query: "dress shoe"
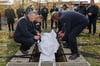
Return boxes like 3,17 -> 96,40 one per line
69,53 -> 80,60
20,48 -> 28,55
63,42 -> 70,48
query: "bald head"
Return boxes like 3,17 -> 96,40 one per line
52,11 -> 60,21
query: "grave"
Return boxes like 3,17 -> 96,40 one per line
7,42 -> 90,66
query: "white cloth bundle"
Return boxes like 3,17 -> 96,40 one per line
38,30 -> 59,62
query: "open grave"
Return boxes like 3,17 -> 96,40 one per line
6,41 -> 90,66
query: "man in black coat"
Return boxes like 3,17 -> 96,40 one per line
26,5 -> 33,15
87,1 -> 99,35
52,11 -> 89,60
37,6 -> 42,15
5,6 -> 16,31
41,6 -> 48,29
77,2 -> 86,15
50,4 -> 59,29
16,6 -> 25,19
13,12 -> 41,54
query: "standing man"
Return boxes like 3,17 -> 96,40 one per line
87,1 -> 99,35
26,5 -> 33,15
77,2 -> 86,16
16,5 -> 25,19
5,6 -> 16,31
13,12 -> 41,54
50,4 -> 58,29
52,11 -> 89,60
0,11 -> 1,30
61,4 -> 68,12
41,5 -> 48,29
37,6 -> 42,15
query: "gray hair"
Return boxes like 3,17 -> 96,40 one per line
28,11 -> 38,17
36,15 -> 43,19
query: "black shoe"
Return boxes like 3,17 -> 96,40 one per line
63,45 -> 70,48
20,48 -> 28,55
69,53 -> 80,60
63,42 -> 70,48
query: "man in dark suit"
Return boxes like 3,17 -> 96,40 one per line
13,12 -> 41,54
41,5 -> 48,29
5,6 -> 16,31
26,5 -> 33,15
52,11 -> 89,60
50,4 -> 58,29
87,1 -> 99,35
16,5 -> 25,19
0,11 -> 1,30
77,2 -> 86,16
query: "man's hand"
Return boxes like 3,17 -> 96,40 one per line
56,28 -> 59,33
36,23 -> 40,25
37,32 -> 41,35
88,13 -> 92,16
37,32 -> 41,38
58,31 -> 63,35
59,37 -> 62,41
34,36 -> 40,40
59,33 -> 64,37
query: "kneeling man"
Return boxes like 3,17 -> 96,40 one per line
13,11 -> 41,54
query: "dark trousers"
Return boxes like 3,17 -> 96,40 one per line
21,43 -> 33,51
42,16 -> 47,29
88,17 -> 97,34
15,37 -> 36,51
0,22 -> 1,30
8,23 -> 14,31
51,18 -> 57,29
67,23 -> 87,54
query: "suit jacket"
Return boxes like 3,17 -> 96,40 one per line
59,11 -> 89,40
5,8 -> 15,24
77,5 -> 86,15
13,16 -> 37,43
41,7 -> 48,17
0,12 -> 1,22
50,7 -> 58,13
17,8 -> 25,18
87,5 -> 99,19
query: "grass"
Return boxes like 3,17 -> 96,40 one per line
0,21 -> 100,66
0,31 -> 19,66
77,20 -> 100,66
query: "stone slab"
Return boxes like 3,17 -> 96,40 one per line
7,43 -> 90,66
10,45 -> 35,62
7,62 -> 90,66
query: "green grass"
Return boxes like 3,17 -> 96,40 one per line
0,21 -> 100,66
0,31 -> 19,66
77,21 -> 100,66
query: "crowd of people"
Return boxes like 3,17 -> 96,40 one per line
0,0 -> 99,60
1,1 -> 98,33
